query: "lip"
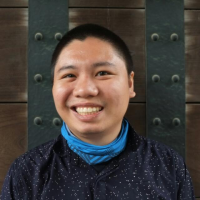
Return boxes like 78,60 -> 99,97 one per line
70,102 -> 104,122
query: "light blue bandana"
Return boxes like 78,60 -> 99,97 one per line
61,119 -> 129,165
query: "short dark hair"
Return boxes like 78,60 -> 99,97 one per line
51,24 -> 133,82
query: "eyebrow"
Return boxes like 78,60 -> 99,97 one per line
56,65 -> 77,74
92,61 -> 115,68
56,61 -> 115,74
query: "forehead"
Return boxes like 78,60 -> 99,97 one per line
57,37 -> 124,63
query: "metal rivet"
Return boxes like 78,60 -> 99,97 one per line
35,33 -> 43,41
172,118 -> 181,126
153,118 -> 161,126
34,117 -> 42,125
171,75 -> 180,83
151,33 -> 159,41
152,75 -> 160,83
170,33 -> 179,41
34,74 -> 43,82
55,33 -> 62,41
53,118 -> 62,126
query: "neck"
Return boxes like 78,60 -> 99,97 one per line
68,121 -> 123,146
73,130 -> 120,146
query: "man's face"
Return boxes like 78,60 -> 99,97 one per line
52,37 -> 135,143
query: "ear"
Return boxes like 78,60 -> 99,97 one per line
128,71 -> 136,98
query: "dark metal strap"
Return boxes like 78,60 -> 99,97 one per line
146,0 -> 185,158
28,0 -> 68,150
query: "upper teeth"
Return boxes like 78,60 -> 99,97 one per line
76,107 -> 101,113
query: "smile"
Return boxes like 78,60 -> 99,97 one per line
75,107 -> 103,115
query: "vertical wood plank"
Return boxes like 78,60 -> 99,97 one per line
186,104 -> 200,196
125,103 -> 146,137
0,104 -> 27,189
0,8 -> 27,102
185,10 -> 200,102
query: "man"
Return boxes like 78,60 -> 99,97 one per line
1,24 -> 195,199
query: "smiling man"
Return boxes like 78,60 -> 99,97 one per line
1,24 -> 195,199
52,36 -> 135,147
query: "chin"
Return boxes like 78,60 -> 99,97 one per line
79,127 -> 103,135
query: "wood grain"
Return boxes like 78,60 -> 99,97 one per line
0,8 -> 27,102
71,0 -> 200,9
184,0 -> 200,9
186,104 -> 200,197
185,10 -> 200,102
0,0 -> 144,8
125,103 -> 146,137
0,0 -> 200,9
0,0 -> 27,7
69,0 -> 144,8
0,104 -> 27,189
0,9 -> 200,103
69,0 -> 200,9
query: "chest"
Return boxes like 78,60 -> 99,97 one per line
24,158 -> 177,200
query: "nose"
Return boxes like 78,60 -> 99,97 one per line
73,75 -> 99,98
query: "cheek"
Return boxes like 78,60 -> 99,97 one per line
53,83 -> 72,106
103,80 -> 129,108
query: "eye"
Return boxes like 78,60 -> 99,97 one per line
96,71 -> 109,76
62,74 -> 76,79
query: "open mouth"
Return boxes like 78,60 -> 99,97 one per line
72,107 -> 103,115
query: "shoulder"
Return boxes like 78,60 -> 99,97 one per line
128,125 -> 192,185
1,135 -> 64,199
128,124 -> 185,170
7,135 -> 62,183
127,124 -> 195,198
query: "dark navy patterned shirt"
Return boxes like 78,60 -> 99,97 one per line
1,124 -> 195,200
